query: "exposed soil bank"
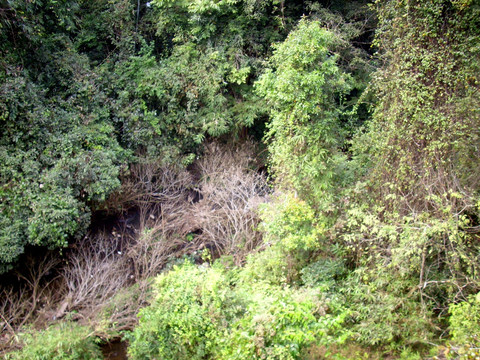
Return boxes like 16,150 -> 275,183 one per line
101,340 -> 128,360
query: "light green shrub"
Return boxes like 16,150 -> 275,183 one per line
5,323 -> 102,360
219,286 -> 322,360
243,194 -> 322,285
127,261 -> 242,360
260,194 -> 322,252
128,259 -> 358,360
240,246 -> 291,285
256,19 -> 354,209
448,293 -> 480,358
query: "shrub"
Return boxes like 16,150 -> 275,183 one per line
242,194 -> 322,285
219,286 -> 322,360
4,322 -> 102,360
342,268 -> 436,349
127,261 -> 240,360
448,293 -> 480,358
180,142 -> 269,261
240,245 -> 292,285
301,258 -> 347,290
260,193 -> 322,252
128,258 -> 356,360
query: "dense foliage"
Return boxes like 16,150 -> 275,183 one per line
0,0 -> 291,270
128,255 -> 347,359
343,0 -> 480,321
1,0 -> 480,358
257,12 -> 371,210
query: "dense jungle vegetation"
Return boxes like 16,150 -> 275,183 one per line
1,0 -> 480,358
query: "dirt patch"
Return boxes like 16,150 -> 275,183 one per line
101,340 -> 128,360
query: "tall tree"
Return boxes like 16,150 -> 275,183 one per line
348,0 -> 480,311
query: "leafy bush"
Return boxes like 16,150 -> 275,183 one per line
239,194 -> 322,285
127,261 -> 241,359
260,194 -> 322,252
342,268 -> 436,349
301,258 -> 347,290
128,259 -> 356,360
449,293 -> 480,348
219,286 -> 322,360
347,0 -> 480,318
240,245 -> 292,286
5,323 -> 102,360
